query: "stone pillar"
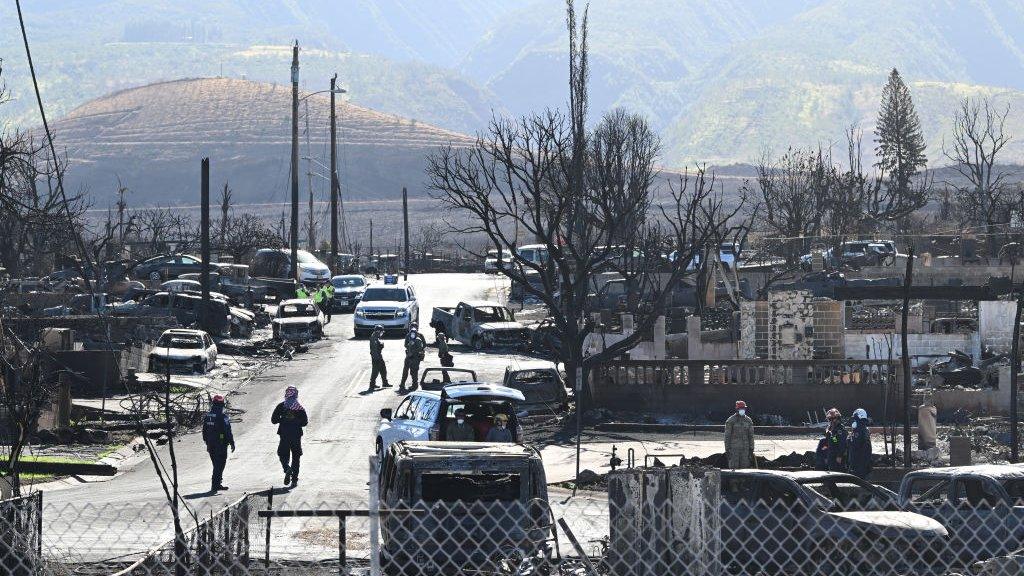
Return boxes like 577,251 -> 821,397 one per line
653,316 -> 666,360
621,313 -> 635,335
687,315 -> 702,359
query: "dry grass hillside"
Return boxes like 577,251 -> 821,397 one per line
53,77 -> 475,207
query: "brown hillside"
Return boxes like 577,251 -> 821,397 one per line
53,77 -> 475,207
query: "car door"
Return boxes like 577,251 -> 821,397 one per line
949,476 -> 1012,562
383,397 -> 414,447
457,304 -> 473,340
412,398 -> 439,441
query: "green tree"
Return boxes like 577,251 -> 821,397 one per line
874,68 -> 928,218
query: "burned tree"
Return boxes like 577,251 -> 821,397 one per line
428,0 -> 735,402
216,212 -> 284,263
0,326 -> 54,497
943,97 -> 1014,253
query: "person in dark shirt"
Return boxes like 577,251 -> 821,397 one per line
485,413 -> 514,443
820,408 -> 849,472
847,408 -> 873,479
271,386 -> 308,487
446,408 -> 476,441
202,395 -> 235,492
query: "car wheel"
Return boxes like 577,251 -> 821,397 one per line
149,271 -> 162,282
200,360 -> 209,374
472,336 -> 484,351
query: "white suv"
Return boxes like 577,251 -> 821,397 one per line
374,384 -> 526,457
353,278 -> 419,336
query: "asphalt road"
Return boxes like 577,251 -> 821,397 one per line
42,272 -> 543,562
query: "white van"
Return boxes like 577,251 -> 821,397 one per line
516,244 -> 549,265
374,384 -> 526,457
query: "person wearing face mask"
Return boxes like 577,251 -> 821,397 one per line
724,400 -> 755,469
485,413 -> 514,442
847,408 -> 872,479
398,323 -> 427,394
446,408 -> 476,441
821,408 -> 849,472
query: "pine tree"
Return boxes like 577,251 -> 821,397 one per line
874,68 -> 928,201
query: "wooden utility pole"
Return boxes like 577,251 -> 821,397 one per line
901,246 -> 915,468
289,41 -> 300,280
369,219 -> 374,258
200,158 -> 211,307
1012,290 -> 1023,462
330,73 -> 339,263
402,187 -> 410,281
304,100 -> 316,251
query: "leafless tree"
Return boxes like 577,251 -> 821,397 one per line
944,97 -> 1014,253
0,326 -> 53,497
428,0 -> 737,401
216,213 -> 284,262
413,222 -> 447,257
219,182 -> 232,250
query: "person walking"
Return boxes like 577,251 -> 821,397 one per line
271,386 -> 308,487
437,332 -> 454,368
847,408 -> 872,479
367,325 -> 390,391
398,323 -> 427,393
724,400 -> 755,469
202,395 -> 235,493
821,408 -> 849,472
446,408 -> 476,441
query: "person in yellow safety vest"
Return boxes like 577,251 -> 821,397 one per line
296,286 -> 309,299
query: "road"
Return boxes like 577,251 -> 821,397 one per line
42,272 -> 540,562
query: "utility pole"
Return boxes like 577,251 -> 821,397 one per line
330,73 -> 339,264
901,246 -> 914,468
290,41 -> 300,281
1012,288 -> 1023,462
369,219 -> 374,257
200,158 -> 211,308
402,187 -> 410,281
304,99 -> 315,251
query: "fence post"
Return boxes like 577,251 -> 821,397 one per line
338,515 -> 347,576
264,487 -> 273,568
369,456 -> 381,576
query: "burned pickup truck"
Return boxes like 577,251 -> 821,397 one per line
378,441 -> 550,576
272,298 -> 325,342
430,300 -> 530,351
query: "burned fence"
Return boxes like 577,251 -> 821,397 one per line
590,358 -> 903,420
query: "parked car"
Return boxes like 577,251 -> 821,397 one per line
430,300 -> 530,351
528,318 -> 563,359
330,275 -> 367,312
375,383 -> 526,457
516,244 -> 549,265
129,291 -> 234,337
502,361 -> 568,415
251,248 -> 332,283
721,469 -> 947,574
148,328 -> 218,374
42,293 -> 112,316
417,368 -> 478,391
132,254 -> 215,281
900,464 -> 1024,567
800,240 -> 896,271
483,249 -> 514,273
378,441 -> 550,576
272,298 -> 325,342
353,277 -> 419,337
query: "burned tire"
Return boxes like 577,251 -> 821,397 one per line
472,335 -> 485,351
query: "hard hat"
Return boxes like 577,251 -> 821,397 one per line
735,400 -> 747,410
211,394 -> 225,404
853,408 -> 868,420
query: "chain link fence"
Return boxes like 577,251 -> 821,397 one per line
10,469 -> 1024,575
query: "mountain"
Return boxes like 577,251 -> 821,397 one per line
52,78 -> 474,207
0,1 -> 508,133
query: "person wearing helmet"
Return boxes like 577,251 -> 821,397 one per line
367,325 -> 390,392
485,413 -> 514,443
202,394 -> 235,493
821,408 -> 848,472
398,323 -> 427,394
847,408 -> 872,479
724,400 -> 755,469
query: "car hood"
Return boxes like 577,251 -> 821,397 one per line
478,321 -> 526,331
151,348 -> 205,361
357,301 -> 412,309
273,317 -> 319,325
828,511 -> 947,536
335,289 -> 364,296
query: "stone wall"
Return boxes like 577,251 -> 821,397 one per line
845,332 -> 980,366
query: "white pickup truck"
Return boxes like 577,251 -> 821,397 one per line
430,300 -> 530,351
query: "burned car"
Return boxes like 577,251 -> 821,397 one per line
272,298 -> 325,342
417,367 -> 478,391
502,361 -> 568,415
900,465 -> 1024,568
721,470 -> 947,574
431,300 -> 530,350
148,328 -> 218,374
378,441 -> 550,576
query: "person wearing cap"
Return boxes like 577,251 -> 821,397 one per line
202,395 -> 235,493
271,386 -> 308,487
485,413 -> 514,442
847,408 -> 872,479
446,408 -> 476,442
367,324 -> 390,392
398,323 -> 427,393
724,400 -> 755,469
820,407 -> 849,472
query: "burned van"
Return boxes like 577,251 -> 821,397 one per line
378,441 -> 551,575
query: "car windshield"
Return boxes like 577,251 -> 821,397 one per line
507,371 -> 560,403
332,277 -> 365,288
295,250 -> 318,264
280,303 -> 317,317
363,288 -> 407,302
157,335 -> 203,349
420,472 -> 521,502
474,306 -> 512,322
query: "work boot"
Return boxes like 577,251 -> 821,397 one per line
381,382 -> 392,388
290,476 -> 298,487
216,485 -> 229,491
396,386 -> 406,394
366,384 -> 377,393
284,468 -> 291,486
